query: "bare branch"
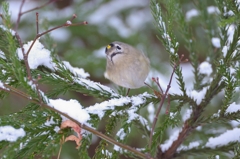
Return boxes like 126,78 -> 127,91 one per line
149,55 -> 186,149
15,0 -> 57,31
36,12 -> 39,34
15,0 -> 25,31
15,12 -> 87,104
21,0 -> 57,15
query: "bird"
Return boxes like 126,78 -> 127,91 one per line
104,41 -> 150,95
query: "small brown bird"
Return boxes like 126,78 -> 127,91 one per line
104,41 -> 150,93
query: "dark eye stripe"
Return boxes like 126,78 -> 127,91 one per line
111,52 -> 121,59
116,45 -> 121,50
110,52 -> 122,64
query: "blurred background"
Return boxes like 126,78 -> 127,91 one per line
0,0 -> 219,158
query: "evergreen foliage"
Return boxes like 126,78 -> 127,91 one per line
0,0 -> 240,159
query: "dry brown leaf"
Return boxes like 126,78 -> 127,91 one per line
65,135 -> 82,149
60,120 -> 82,149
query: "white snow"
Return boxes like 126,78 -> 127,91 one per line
187,87 -> 208,105
43,117 -> 60,132
0,81 -> 9,90
131,95 -> 145,105
199,61 -> 212,76
182,108 -> 192,122
227,24 -> 236,44
126,107 -> 141,123
48,99 -> 90,124
229,120 -> 240,127
62,61 -> 89,78
113,145 -> 121,152
230,66 -> 236,75
154,4 -> 175,53
66,20 -> 72,25
222,45 -> 228,57
2,70 -> 6,75
225,102 -> 240,114
207,6 -> 220,14
169,112 -> 177,119
205,127 -> 240,148
0,81 -> 5,89
212,110 -> 221,118
86,97 -> 130,119
0,126 -> 26,142
177,141 -> 200,151
0,25 -> 16,36
86,92 -> 151,120
147,103 -> 155,123
74,78 -> 119,97
196,126 -> 202,131
211,37 -> 221,48
0,50 -> 6,59
160,128 -> 182,152
138,116 -> 150,131
147,63 -> 194,95
116,128 -> 127,140
16,40 -> 90,79
221,19 -> 237,58
186,9 -> 199,21
101,150 -> 113,157
186,6 -> 219,21
236,0 -> 240,11
170,48 -> 175,53
17,40 -> 55,70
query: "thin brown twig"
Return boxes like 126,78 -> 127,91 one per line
14,0 -> 59,104
15,0 -> 57,31
161,120 -> 190,158
36,12 -> 39,34
16,12 -> 87,105
57,136 -> 64,159
69,14 -> 77,22
144,82 -> 162,99
166,94 -> 171,114
9,1 -> 134,158
21,0 -> 57,15
15,0 -> 25,31
14,32 -> 31,79
154,77 -> 164,94
15,32 -> 43,104
0,84 -> 151,159
26,18 -> 87,56
149,55 -> 185,149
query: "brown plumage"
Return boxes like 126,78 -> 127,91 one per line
104,41 -> 150,89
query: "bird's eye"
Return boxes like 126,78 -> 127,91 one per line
116,45 -> 121,50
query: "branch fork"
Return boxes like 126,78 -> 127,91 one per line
149,54 -> 188,150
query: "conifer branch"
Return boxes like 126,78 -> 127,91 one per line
14,11 -> 87,105
149,55 -> 186,149
0,83 -> 151,159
